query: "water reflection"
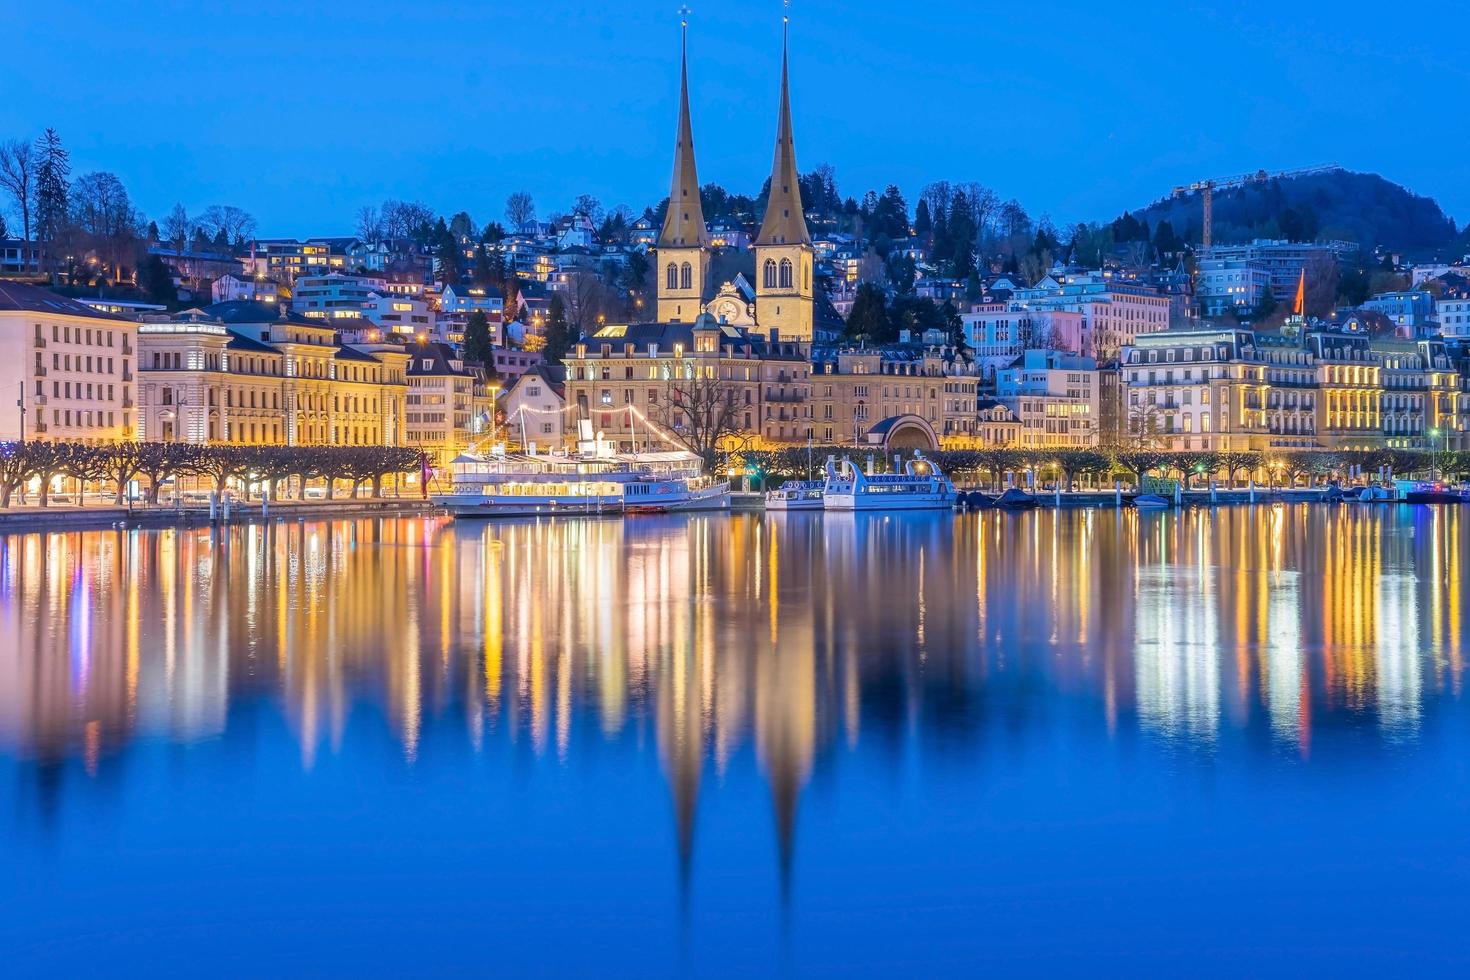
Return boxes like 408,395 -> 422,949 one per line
1,506 -> 1467,865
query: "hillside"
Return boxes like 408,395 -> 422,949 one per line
1130,169 -> 1459,255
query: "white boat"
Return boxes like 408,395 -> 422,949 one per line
433,423 -> 729,519
765,480 -> 825,511
822,453 -> 958,512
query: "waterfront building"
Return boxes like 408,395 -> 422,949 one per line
501,364 -> 567,451
975,398 -> 1022,446
993,349 -> 1101,448
563,315 -> 811,449
1122,326 -> 1462,452
404,341 -> 493,470
807,345 -> 978,447
0,282 -> 138,443
135,302 -> 409,446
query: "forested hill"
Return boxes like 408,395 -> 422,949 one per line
1129,170 -> 1459,254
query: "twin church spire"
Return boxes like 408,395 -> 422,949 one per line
658,16 -> 708,250
655,9 -> 814,340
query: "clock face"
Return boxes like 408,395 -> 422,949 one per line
717,300 -> 740,322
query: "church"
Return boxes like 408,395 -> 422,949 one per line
651,18 -> 822,343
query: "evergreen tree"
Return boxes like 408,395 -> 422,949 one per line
914,199 -> 932,241
543,293 -> 575,364
947,190 -> 977,279
139,254 -> 178,306
463,309 -> 494,366
845,283 -> 889,341
33,128 -> 70,277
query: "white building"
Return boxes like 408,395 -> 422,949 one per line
1194,258 -> 1270,317
291,272 -> 387,320
212,273 -> 282,304
1438,295 -> 1470,338
0,283 -> 139,443
502,364 -> 567,451
364,291 -> 436,339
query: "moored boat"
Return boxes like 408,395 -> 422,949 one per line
765,480 -> 825,511
1132,493 -> 1171,509
1393,479 -> 1469,504
822,453 -> 958,512
432,424 -> 729,518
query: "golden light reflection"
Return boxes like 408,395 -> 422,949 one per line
0,506 -> 1466,872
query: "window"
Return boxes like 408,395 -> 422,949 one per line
680,262 -> 692,290
763,259 -> 777,289
666,263 -> 677,290
779,258 -> 793,289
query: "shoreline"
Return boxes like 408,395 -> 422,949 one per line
0,497 -> 438,533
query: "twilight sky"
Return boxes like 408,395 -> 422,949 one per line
6,0 -> 1467,237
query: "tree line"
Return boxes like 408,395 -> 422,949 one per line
729,445 -> 1464,491
0,441 -> 427,508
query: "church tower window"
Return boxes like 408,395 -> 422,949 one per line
779,258 -> 793,289
680,262 -> 693,290
763,260 -> 778,289
666,263 -> 678,290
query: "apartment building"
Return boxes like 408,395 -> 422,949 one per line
0,283 -> 138,443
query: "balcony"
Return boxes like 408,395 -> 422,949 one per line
34,394 -> 46,406
122,397 -> 134,409
32,336 -> 46,349
33,421 -> 47,434
764,389 -> 807,403
32,365 -> 46,377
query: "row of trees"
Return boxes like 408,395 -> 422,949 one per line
724,445 -> 1463,492
0,442 -> 427,509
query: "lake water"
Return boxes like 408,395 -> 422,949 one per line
3,507 -> 1469,976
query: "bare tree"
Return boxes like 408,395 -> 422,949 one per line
381,200 -> 434,242
563,268 -> 612,335
572,193 -> 603,224
355,205 -> 383,243
0,138 -> 34,240
651,371 -> 745,466
69,171 -> 142,278
1302,252 -> 1340,318
197,204 -> 256,247
505,191 -> 535,230
162,203 -> 191,255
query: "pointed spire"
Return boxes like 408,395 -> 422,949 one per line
756,11 -> 810,248
659,12 -> 708,250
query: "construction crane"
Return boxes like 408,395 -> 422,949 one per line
1173,164 -> 1340,250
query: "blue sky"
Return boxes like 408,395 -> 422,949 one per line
6,0 -> 1467,237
